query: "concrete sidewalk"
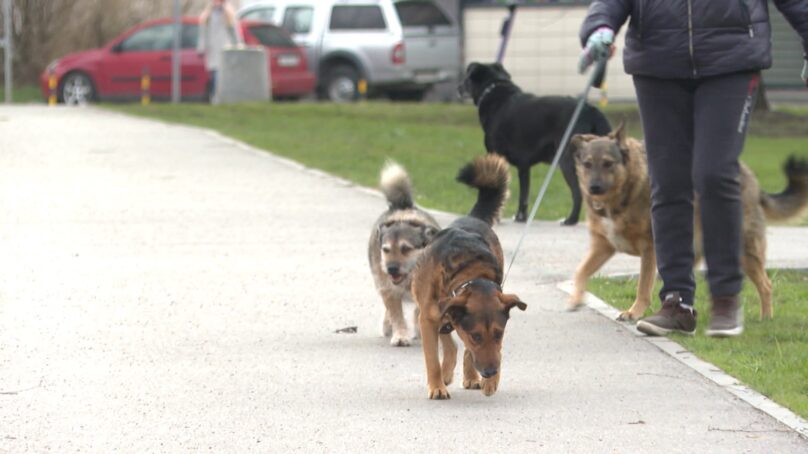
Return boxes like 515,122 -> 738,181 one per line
0,106 -> 806,453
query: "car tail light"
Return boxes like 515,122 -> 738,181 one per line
391,42 -> 405,65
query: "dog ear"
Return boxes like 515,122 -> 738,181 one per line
570,134 -> 598,161
609,120 -> 629,161
492,62 -> 511,79
467,62 -> 490,82
499,293 -> 527,314
439,294 -> 469,322
570,134 -> 585,160
421,225 -> 439,244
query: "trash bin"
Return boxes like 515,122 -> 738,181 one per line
215,46 -> 271,104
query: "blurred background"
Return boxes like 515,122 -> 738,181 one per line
1,0 -> 806,103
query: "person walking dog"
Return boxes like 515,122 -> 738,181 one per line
578,1 -> 808,337
198,0 -> 242,101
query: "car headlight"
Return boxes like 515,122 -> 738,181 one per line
46,59 -> 60,73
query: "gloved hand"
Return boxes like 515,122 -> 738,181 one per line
578,27 -> 614,74
802,60 -> 808,87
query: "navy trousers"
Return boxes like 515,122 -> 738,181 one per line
633,72 -> 760,305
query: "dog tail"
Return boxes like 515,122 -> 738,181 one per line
760,156 -> 808,222
589,106 -> 612,136
380,161 -> 415,210
456,154 -> 510,226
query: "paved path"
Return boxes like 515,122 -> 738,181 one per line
1,106 -> 806,453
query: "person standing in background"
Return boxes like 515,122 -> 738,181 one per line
198,0 -> 242,102
578,0 -> 808,337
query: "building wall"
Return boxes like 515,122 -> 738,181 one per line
464,5 -> 637,102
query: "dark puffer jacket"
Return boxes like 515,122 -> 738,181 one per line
580,0 -> 808,79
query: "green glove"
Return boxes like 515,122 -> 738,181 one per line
578,27 -> 614,74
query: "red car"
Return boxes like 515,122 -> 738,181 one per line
40,17 -> 315,103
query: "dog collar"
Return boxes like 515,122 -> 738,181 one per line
475,82 -> 505,106
451,278 -> 502,297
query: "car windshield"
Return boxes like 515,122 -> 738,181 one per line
242,7 -> 276,22
282,6 -> 314,34
248,25 -> 297,48
395,1 -> 451,27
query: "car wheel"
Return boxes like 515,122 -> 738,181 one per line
387,88 -> 428,102
60,72 -> 96,105
323,65 -> 359,103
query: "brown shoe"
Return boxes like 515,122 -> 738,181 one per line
706,295 -> 743,337
636,292 -> 697,336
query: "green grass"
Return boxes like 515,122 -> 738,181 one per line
588,270 -> 808,420
105,101 -> 808,223
0,84 -> 43,103
107,102 -> 576,220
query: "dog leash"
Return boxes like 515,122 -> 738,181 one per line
496,2 -> 518,64
503,58 -> 608,286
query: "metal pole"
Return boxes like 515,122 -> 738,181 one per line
171,0 -> 181,103
3,0 -> 12,103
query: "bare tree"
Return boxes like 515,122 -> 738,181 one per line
1,0 -> 210,85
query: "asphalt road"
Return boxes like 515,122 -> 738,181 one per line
1,106 -> 806,453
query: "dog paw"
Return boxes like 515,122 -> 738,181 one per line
514,212 -> 527,223
560,218 -> 578,226
463,378 -> 481,390
390,334 -> 411,347
428,386 -> 451,400
442,369 -> 454,386
481,376 -> 498,397
616,311 -> 640,322
566,301 -> 585,312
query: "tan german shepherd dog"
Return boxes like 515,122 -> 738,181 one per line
567,123 -> 808,321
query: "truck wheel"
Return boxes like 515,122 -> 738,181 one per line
322,65 -> 359,103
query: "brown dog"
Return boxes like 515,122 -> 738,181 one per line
369,162 -> 440,346
411,154 -> 526,400
568,124 -> 808,321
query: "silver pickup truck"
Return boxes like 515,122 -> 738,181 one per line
238,0 -> 461,102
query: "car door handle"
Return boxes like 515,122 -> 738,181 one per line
160,55 -> 172,61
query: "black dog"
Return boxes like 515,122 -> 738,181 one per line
459,62 -> 612,225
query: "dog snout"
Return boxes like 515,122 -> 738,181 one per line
480,367 -> 498,378
457,82 -> 468,99
589,183 -> 605,195
387,265 -> 400,276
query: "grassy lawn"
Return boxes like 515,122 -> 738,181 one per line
108,102 -> 556,219
106,101 -> 808,222
0,84 -> 43,103
588,270 -> 808,420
